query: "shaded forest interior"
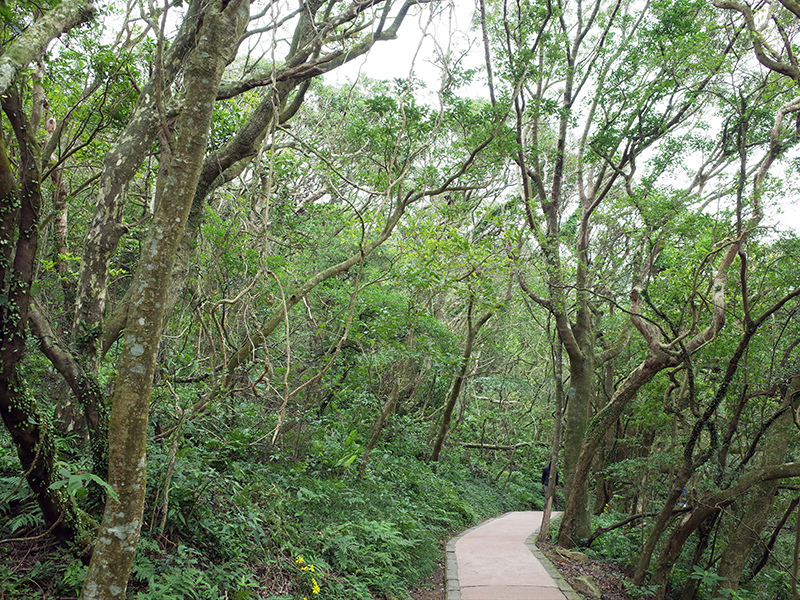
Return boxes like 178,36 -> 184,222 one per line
1,0 -> 800,599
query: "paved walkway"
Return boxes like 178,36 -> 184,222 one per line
445,511 -> 579,600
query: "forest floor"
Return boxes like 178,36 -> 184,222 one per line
4,525 -> 642,600
408,541 -> 645,600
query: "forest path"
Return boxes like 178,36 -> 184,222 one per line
445,511 -> 579,600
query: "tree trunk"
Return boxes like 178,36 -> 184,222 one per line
0,371 -> 93,551
633,474 -> 690,585
360,381 -> 401,476
648,460 -> 800,598
650,505 -> 719,600
431,299 -> 493,462
712,373 -> 799,594
793,501 -> 800,600
592,362 -> 620,515
73,0 -> 203,366
0,92 -> 92,550
558,348 -> 673,547
679,514 -> 718,600
29,301 -> 108,487
539,328 -> 565,542
750,495 -> 800,577
560,354 -> 595,541
80,3 -> 248,597
0,0 -> 94,97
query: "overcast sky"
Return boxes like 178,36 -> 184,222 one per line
324,2 -> 481,96
322,3 -> 798,236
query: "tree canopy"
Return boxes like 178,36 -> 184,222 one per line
1,1 -> 799,599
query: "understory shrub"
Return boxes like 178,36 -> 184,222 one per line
0,406 -> 538,600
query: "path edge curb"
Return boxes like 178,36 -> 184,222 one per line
524,532 -> 583,600
444,512 -> 582,600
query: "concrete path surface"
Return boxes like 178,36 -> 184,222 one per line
445,511 -> 580,600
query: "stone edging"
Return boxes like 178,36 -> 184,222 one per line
444,513 -> 582,600
524,532 -> 583,600
444,516 -> 491,600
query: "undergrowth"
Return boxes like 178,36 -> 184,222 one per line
0,402 -> 542,599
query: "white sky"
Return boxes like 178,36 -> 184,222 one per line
324,2 -> 482,97
330,3 -> 800,236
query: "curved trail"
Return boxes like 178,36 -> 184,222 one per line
445,511 -> 579,600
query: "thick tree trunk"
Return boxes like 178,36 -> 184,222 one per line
539,333 -> 565,542
0,95 -> 92,549
560,355 -> 594,540
80,3 -> 248,598
558,348 -> 673,547
73,0 -> 203,365
0,0 -> 94,96
50,162 -> 77,313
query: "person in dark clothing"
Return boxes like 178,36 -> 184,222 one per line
541,464 -> 559,506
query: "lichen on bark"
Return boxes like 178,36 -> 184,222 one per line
80,1 -> 250,597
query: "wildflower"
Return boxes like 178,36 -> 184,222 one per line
295,556 -> 305,565
312,578 -> 320,595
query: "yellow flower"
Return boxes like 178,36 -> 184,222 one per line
308,564 -> 315,572
295,556 -> 305,565
312,578 -> 320,595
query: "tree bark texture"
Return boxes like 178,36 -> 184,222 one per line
539,331 -> 565,543
80,2 -> 249,598
0,93 -> 93,548
73,0 -> 204,364
0,0 -> 94,96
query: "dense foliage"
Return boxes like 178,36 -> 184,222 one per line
2,395 -> 547,599
0,1 -> 799,599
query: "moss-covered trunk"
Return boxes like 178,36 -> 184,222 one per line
0,92 -> 93,550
